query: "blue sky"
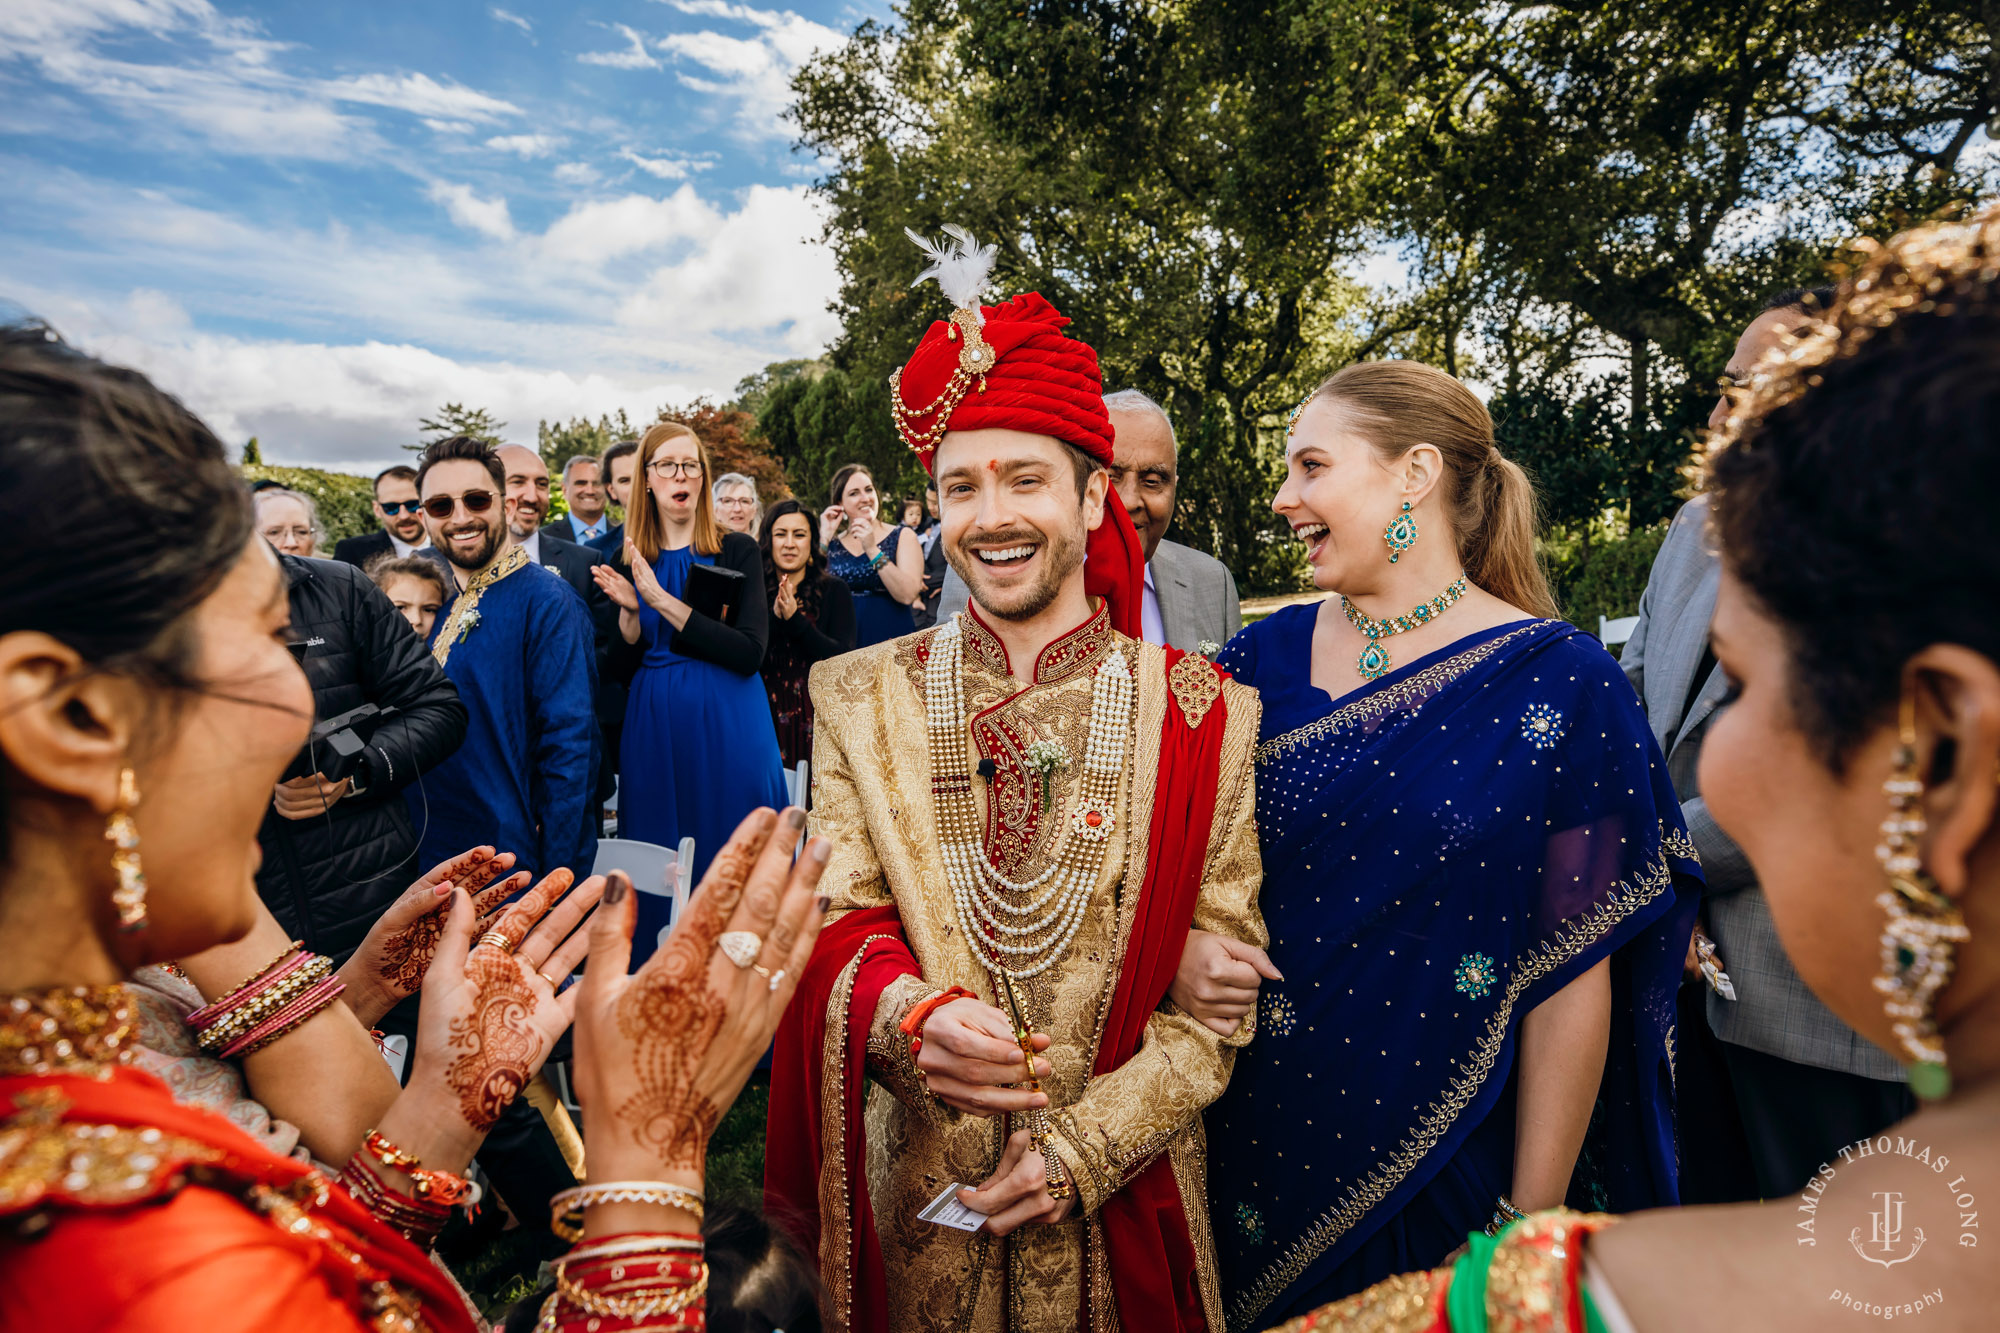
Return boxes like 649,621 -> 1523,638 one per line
1,0 -> 886,470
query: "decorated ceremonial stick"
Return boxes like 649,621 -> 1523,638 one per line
995,972 -> 1041,1090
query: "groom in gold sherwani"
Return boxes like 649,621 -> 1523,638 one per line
766,232 -> 1265,1333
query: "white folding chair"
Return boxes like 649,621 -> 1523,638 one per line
379,1033 -> 410,1083
1598,614 -> 1640,649
591,837 -> 695,953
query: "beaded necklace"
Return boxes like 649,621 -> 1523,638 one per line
925,617 -> 1133,980
1339,574 -> 1469,681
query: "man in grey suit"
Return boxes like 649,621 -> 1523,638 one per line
939,388 -> 1241,650
1623,288 -> 1911,1202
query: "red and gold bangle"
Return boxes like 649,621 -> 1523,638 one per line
359,1128 -> 478,1206
899,985 -> 975,1061
534,1243 -> 708,1332
339,1155 -> 456,1247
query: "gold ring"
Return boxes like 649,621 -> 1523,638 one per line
752,964 -> 786,992
538,971 -> 560,988
474,930 -> 516,953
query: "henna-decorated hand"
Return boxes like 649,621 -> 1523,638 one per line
405,866 -> 605,1137
337,846 -> 530,1027
573,807 -> 831,1194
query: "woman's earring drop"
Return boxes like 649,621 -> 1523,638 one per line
1873,694 -> 1968,1100
105,766 -> 148,932
1384,501 -> 1418,564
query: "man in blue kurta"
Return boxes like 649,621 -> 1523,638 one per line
411,434 -> 599,886
406,433 -> 600,1238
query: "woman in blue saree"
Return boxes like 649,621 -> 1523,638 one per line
1184,362 -> 1700,1331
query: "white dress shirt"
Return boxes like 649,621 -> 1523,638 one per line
389,532 -> 429,558
519,531 -> 543,566
1140,560 -> 1165,647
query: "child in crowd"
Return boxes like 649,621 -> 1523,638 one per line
369,554 -> 448,640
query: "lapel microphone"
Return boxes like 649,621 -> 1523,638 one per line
976,758 -> 997,781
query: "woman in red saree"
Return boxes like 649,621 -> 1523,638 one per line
0,324 -> 831,1332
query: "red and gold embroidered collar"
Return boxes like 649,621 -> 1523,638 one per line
960,599 -> 1114,688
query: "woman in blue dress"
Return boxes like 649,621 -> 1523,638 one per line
818,462 -> 924,647
1180,361 -> 1700,1331
592,420 -> 789,962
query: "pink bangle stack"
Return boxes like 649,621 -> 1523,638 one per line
185,941 -> 346,1058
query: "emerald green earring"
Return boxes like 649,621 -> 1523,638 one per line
1384,501 -> 1417,564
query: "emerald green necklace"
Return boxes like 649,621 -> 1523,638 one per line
1340,575 -> 1469,680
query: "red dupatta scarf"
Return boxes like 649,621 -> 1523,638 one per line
766,645 -> 1229,1333
0,1065 -> 475,1332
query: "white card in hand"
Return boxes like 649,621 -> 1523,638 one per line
919,1182 -> 988,1231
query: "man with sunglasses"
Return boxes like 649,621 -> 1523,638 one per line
334,464 -> 432,569
408,435 -> 600,889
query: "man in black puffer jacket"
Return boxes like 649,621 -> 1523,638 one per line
258,553 -> 469,960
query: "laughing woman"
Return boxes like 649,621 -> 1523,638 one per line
593,422 -> 789,961
1190,361 -> 1700,1328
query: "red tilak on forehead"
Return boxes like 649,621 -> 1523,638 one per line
986,459 -> 997,471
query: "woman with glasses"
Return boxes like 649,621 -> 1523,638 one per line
820,462 -> 923,648
712,471 -> 762,536
254,487 -> 322,558
592,423 -> 789,959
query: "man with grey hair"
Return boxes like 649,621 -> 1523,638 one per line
939,388 -> 1241,650
545,453 -> 612,546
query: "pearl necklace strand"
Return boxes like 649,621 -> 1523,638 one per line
926,618 -> 1133,980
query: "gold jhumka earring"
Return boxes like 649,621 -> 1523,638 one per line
1873,691 -> 1968,1100
105,766 -> 148,932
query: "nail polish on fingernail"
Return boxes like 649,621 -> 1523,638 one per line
815,894 -> 831,913
604,873 -> 629,905
811,840 -> 831,864
787,807 -> 807,830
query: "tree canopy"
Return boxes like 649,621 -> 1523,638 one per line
788,0 -> 1995,593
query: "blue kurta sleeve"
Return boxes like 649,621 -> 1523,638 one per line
526,583 -> 601,879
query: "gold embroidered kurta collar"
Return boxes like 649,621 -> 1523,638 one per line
431,542 -> 530,668
960,599 -> 1113,687
1,986 -> 136,1078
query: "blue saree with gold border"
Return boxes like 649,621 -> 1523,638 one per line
1209,609 -> 1700,1331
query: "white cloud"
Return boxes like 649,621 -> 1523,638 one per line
426,181 -> 515,240
554,162 -> 601,185
612,184 -> 839,344
487,133 -> 563,157
578,23 -> 663,70
650,6 -> 842,140
0,0 -> 520,160
489,7 -> 534,38
323,72 -> 519,123
425,118 -> 475,135
622,149 -> 715,180
539,187 -> 719,265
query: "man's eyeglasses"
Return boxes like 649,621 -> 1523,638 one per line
648,459 -> 703,479
421,490 -> 498,520
378,500 -> 422,516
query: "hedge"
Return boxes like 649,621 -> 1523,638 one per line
241,464 -> 378,547
1543,521 -> 1669,647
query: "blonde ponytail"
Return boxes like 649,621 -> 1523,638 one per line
1311,361 -> 1558,620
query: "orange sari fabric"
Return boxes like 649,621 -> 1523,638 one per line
0,1066 -> 476,1333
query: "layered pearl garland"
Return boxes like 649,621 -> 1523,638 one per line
926,618 -> 1134,980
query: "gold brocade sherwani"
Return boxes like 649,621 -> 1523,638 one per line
806,604 -> 1266,1333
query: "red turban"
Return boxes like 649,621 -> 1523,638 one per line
890,291 -> 1145,639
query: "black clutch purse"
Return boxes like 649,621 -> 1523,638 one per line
685,561 -> 745,625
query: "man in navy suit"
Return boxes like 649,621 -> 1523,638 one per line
544,454 -> 615,546
585,439 -> 638,557
332,464 -> 431,569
